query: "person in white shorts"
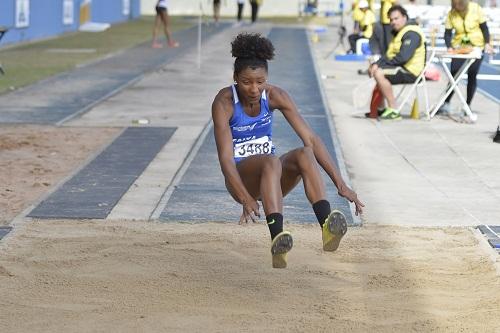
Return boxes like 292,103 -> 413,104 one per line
152,0 -> 179,48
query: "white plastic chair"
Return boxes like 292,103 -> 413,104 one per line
355,38 -> 369,55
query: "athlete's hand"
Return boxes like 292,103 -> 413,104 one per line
338,185 -> 364,216
239,200 -> 261,224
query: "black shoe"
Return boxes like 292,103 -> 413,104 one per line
494,127 -> 500,143
358,69 -> 368,75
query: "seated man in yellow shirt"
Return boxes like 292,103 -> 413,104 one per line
348,0 -> 376,54
368,5 -> 426,120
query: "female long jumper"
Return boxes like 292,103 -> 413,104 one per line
211,33 -> 364,268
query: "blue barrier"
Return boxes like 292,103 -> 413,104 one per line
0,0 -> 140,46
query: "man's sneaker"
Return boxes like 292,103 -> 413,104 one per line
380,107 -> 402,120
364,107 -> 385,118
322,210 -> 347,252
271,231 -> 293,268
435,102 -> 451,116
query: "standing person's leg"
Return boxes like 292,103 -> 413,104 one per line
465,56 -> 483,105
279,147 -> 347,252
237,3 -> 244,21
213,0 -> 221,23
152,10 -> 163,48
159,9 -> 179,47
250,1 -> 258,22
369,22 -> 384,55
381,23 -> 392,54
227,155 -> 292,268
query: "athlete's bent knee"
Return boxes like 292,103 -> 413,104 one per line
296,146 -> 316,169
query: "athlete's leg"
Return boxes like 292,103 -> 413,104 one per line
280,147 -> 347,251
279,146 -> 325,203
226,154 -> 292,268
231,154 -> 283,215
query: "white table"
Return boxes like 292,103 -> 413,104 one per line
429,48 -> 483,121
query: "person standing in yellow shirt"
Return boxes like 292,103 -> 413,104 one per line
380,0 -> 397,52
438,0 -> 494,115
348,0 -> 376,53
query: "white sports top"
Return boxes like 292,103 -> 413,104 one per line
157,0 -> 167,8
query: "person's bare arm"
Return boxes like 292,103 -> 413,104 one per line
268,85 -> 364,214
212,89 -> 261,221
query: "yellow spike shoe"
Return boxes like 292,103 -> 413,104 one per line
322,210 -> 347,252
271,231 -> 293,269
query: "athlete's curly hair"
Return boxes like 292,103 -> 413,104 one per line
231,33 -> 275,75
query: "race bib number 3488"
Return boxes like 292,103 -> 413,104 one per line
234,136 -> 273,158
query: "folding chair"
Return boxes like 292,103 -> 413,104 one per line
0,26 -> 7,75
394,49 -> 436,120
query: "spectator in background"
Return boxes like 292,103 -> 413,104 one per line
249,0 -> 262,23
352,0 -> 365,29
212,0 -> 222,25
368,5 -> 426,120
380,0 -> 398,52
348,0 -> 376,54
236,0 -> 245,22
437,0 -> 493,115
152,0 -> 179,48
405,0 -> 424,24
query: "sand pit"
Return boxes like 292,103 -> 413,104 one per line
0,125 -> 120,225
0,220 -> 499,332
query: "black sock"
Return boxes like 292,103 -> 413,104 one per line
312,200 -> 331,227
266,213 -> 283,240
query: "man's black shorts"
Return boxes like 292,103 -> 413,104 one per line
382,66 -> 418,84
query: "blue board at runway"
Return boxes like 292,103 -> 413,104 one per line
160,27 -> 355,225
478,225 -> 500,252
29,127 -> 176,219
0,227 -> 12,240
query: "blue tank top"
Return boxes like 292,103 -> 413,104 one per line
230,84 -> 275,163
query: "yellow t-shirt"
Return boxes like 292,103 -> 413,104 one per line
445,2 -> 487,48
353,8 -> 364,23
360,10 -> 376,38
381,0 -> 396,24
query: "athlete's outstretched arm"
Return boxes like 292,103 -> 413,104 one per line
268,85 -> 364,215
211,90 -> 261,221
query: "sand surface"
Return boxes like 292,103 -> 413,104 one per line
0,220 -> 499,332
0,125 -> 120,225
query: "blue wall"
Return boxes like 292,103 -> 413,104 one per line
0,0 -> 141,46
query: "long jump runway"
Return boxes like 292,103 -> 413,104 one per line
0,23 -> 229,125
159,27 -> 357,225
